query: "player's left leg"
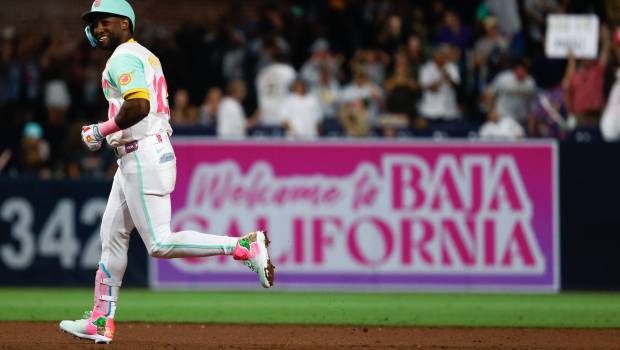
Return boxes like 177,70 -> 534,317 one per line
122,149 -> 274,287
130,190 -> 274,288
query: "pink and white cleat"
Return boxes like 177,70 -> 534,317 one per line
59,309 -> 115,344
233,230 -> 275,288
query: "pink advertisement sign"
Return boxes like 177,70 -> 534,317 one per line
152,140 -> 559,292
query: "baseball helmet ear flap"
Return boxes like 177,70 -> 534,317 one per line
85,25 -> 98,47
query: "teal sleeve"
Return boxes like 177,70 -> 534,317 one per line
107,54 -> 148,98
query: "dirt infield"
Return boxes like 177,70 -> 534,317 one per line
1,322 -> 619,349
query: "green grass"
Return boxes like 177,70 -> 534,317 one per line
0,288 -> 619,328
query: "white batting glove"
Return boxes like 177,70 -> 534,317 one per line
81,124 -> 104,151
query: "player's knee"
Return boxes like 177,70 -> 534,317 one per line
147,243 -> 168,258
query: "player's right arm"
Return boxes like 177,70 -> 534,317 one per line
112,96 -> 150,129
81,53 -> 150,150
105,53 -> 151,129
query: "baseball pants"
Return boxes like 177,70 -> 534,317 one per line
94,132 -> 238,317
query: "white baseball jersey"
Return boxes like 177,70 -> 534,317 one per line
255,63 -> 296,126
101,39 -> 172,147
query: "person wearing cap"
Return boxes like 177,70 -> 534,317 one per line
59,1 -> 275,344
18,121 -> 51,178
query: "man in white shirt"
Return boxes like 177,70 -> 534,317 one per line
280,79 -> 323,138
486,59 -> 536,126
217,80 -> 254,138
418,44 -> 461,120
255,52 -> 296,127
479,102 -> 525,140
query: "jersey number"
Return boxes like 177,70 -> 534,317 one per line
153,76 -> 170,115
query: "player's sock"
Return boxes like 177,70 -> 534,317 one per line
232,233 -> 260,260
94,262 -> 120,318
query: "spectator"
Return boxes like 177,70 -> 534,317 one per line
434,9 -> 473,56
350,48 -> 390,87
170,89 -> 198,126
528,51 -> 576,139
255,50 -> 296,127
529,86 -> 574,139
18,32 -> 43,105
217,80 -> 255,138
40,33 -> 71,125
280,79 -> 322,138
471,17 -> 510,91
43,78 -> 71,170
18,121 -> 51,178
6,0 -> 620,176
479,100 -> 525,140
407,6 -> 430,44
484,0 -> 524,56
300,38 -> 341,90
567,25 -> 611,127
339,98 -> 371,138
418,44 -> 461,121
340,68 -> 384,123
378,15 -> 405,55
405,34 -> 425,74
0,30 -> 21,110
312,65 -> 341,120
384,49 -> 420,122
601,67 -> 620,141
428,0 -> 448,34
222,29 -> 248,83
485,59 -> 536,126
523,0 -> 561,45
198,87 -> 222,127
251,34 -> 291,75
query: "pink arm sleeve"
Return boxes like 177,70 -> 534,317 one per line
98,118 -> 121,137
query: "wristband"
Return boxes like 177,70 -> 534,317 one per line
98,118 -> 121,137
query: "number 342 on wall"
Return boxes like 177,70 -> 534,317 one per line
0,197 -> 106,270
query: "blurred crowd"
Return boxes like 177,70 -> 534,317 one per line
2,0 -> 620,179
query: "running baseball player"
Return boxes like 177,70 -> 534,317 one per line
59,0 -> 274,344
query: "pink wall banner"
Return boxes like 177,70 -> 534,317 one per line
151,140 -> 559,292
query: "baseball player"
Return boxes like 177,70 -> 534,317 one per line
59,0 -> 274,344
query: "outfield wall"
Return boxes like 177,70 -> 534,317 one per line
153,140 -> 559,292
0,178 -> 148,287
0,140 -> 619,290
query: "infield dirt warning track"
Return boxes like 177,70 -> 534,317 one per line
1,322 -> 619,349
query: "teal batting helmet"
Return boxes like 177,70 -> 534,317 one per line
82,0 -> 136,47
